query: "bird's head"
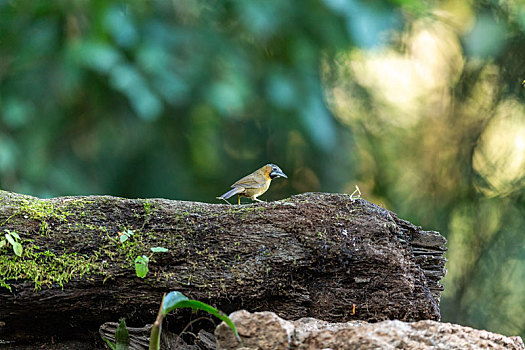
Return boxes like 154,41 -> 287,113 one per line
267,164 -> 287,179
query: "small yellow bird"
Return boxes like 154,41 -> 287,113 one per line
217,164 -> 287,204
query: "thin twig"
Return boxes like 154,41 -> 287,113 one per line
174,316 -> 215,346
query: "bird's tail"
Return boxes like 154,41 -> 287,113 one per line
217,187 -> 244,200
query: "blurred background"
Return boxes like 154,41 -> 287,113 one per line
1,0 -> 524,339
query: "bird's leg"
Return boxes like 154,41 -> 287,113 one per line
238,196 -> 240,205
252,197 -> 264,203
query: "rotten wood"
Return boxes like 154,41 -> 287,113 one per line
0,190 -> 446,345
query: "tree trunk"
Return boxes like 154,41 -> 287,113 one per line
0,190 -> 446,344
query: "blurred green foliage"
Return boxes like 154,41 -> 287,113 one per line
1,0 -> 525,340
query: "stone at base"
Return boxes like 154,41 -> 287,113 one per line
215,310 -> 525,350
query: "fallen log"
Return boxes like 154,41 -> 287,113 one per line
0,190 -> 446,344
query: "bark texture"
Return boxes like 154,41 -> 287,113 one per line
0,190 -> 446,344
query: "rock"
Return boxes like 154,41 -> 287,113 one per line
215,310 -> 525,350
215,310 -> 295,350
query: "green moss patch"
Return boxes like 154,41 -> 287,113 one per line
0,243 -> 103,291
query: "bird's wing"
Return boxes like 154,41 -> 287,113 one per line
218,187 -> 245,199
231,174 -> 267,189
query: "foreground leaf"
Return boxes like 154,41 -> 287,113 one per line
161,291 -> 189,317
115,318 -> 130,350
102,337 -> 117,350
161,291 -> 241,342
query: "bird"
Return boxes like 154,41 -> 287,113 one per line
217,164 -> 287,205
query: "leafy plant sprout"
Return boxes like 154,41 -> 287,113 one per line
1,229 -> 23,257
103,291 -> 242,349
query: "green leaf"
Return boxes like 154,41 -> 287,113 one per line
161,292 -> 241,343
0,240 -> 6,249
119,229 -> 133,243
115,318 -> 130,350
2,98 -> 34,128
135,255 -> 149,278
150,247 -> 168,253
5,233 -> 15,246
71,40 -> 122,73
102,337 -> 117,350
12,242 -> 23,257
162,291 -> 189,317
6,230 -> 20,240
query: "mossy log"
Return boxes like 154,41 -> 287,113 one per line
0,190 -> 446,344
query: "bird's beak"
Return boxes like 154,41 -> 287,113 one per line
270,169 -> 287,179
